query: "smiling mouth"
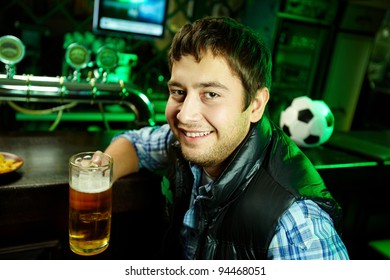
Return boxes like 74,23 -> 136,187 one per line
183,131 -> 211,138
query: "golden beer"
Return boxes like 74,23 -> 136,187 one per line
69,185 -> 112,255
69,152 -> 113,256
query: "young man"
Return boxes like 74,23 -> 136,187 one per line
100,16 -> 349,259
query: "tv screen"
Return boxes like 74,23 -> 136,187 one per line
92,0 -> 168,38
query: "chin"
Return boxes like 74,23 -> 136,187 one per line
181,149 -> 200,161
181,150 -> 205,164
182,151 -> 217,168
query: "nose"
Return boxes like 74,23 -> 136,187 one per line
176,92 -> 202,123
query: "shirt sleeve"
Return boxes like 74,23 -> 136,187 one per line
112,123 -> 173,171
267,200 -> 350,260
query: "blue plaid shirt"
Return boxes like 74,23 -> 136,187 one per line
114,124 -> 349,260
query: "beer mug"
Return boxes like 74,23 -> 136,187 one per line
68,151 -> 113,256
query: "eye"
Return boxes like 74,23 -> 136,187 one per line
169,89 -> 185,96
169,89 -> 186,102
204,92 -> 220,99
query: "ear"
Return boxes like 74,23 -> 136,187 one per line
250,87 -> 269,123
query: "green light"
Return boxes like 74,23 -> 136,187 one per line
315,161 -> 378,169
16,112 -> 136,122
369,239 -> 390,258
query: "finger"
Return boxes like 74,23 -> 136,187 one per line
92,150 -> 103,165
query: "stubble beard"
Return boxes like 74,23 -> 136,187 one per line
178,131 -> 244,172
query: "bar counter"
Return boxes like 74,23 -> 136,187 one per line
0,131 -> 165,259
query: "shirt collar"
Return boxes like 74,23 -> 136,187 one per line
190,163 -> 213,194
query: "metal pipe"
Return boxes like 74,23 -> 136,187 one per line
0,74 -> 155,127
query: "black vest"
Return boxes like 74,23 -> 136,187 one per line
160,116 -> 342,259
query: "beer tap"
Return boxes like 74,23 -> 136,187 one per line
95,46 -> 118,83
64,43 -> 90,82
0,35 -> 26,78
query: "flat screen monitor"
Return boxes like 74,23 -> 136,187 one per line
92,0 -> 168,38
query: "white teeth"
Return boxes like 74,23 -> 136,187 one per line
185,131 -> 210,137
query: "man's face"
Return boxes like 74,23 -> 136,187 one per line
166,51 -> 261,177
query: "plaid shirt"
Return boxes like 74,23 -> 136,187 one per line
114,124 -> 349,260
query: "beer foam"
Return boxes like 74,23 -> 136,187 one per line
71,174 -> 111,193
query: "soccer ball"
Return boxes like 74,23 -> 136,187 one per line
279,96 -> 335,148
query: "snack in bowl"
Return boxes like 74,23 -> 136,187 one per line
0,153 -> 23,174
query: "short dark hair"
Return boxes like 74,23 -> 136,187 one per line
168,16 -> 272,109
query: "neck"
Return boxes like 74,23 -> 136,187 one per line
204,164 -> 224,179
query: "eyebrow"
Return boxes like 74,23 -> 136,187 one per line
167,80 -> 229,91
167,80 -> 181,87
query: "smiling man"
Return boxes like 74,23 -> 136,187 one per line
166,51 -> 267,177
102,16 -> 349,260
